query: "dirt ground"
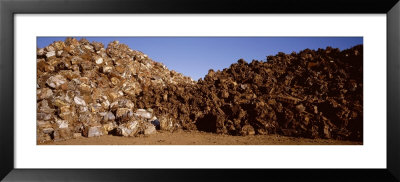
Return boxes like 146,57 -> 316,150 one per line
39,130 -> 362,145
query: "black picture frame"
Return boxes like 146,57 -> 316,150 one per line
1,0 -> 399,181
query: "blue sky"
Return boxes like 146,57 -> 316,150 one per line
37,37 -> 363,80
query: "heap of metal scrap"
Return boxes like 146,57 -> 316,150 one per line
190,45 -> 363,141
37,38 -> 363,143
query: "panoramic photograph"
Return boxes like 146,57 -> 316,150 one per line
36,37 -> 363,145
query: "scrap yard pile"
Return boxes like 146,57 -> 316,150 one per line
190,46 -> 363,141
37,38 -> 363,143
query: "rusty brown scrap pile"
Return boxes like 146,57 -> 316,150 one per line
37,38 -> 363,143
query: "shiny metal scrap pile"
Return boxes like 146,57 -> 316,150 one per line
37,38 -> 194,143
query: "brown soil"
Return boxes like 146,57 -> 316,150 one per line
39,130 -> 362,145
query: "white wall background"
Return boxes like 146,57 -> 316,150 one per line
15,14 -> 386,168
